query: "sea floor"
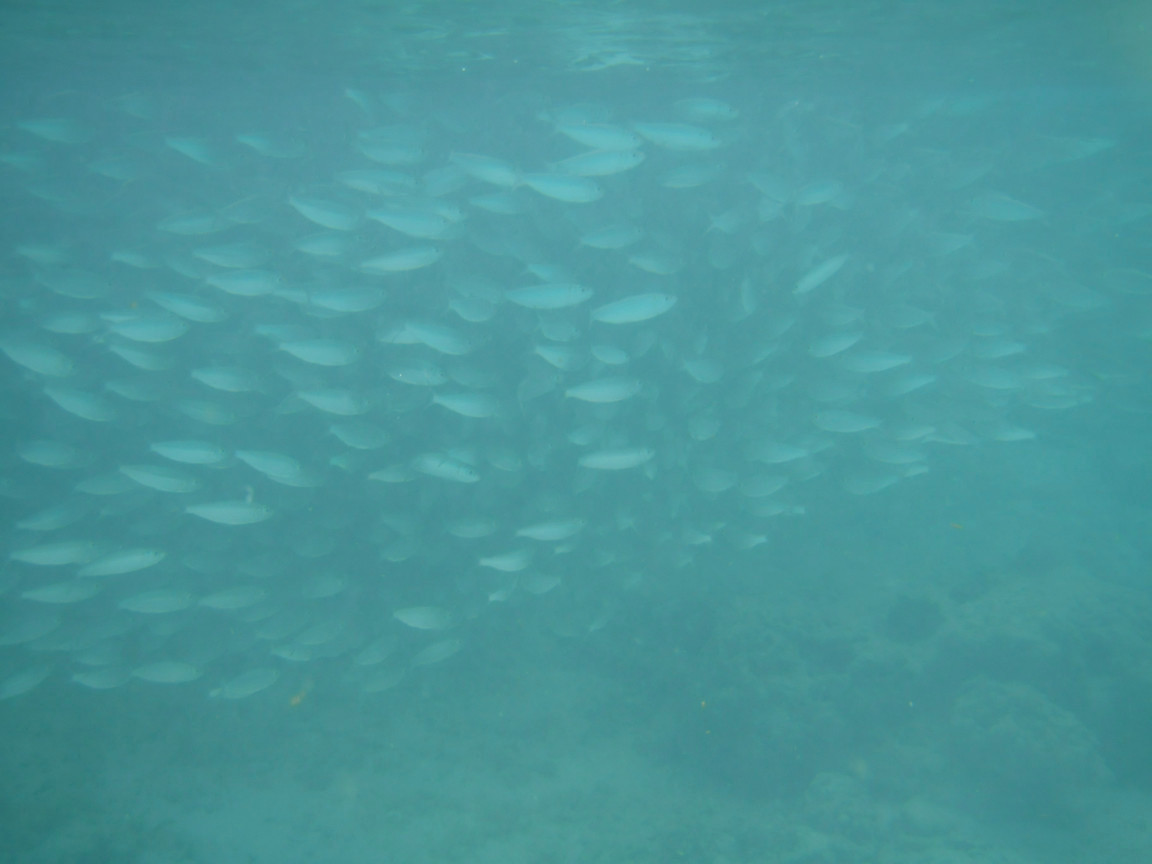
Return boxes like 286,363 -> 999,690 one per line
7,636 -> 1152,864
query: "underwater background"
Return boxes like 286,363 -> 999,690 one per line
1,1 -> 1151,861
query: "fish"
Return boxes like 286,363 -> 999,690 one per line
478,549 -> 533,572
210,668 -> 280,699
288,195 -> 360,230
450,152 -> 520,187
393,607 -> 455,631
431,391 -> 501,419
71,668 -> 132,690
795,255 -> 848,295
185,501 -> 273,526
10,541 -> 98,567
198,586 -> 270,610
360,245 -> 443,274
144,297 -> 224,327
0,666 -> 52,700
108,313 -> 190,343
76,548 -> 166,577
521,173 -> 604,203
389,361 -> 447,387
307,286 -> 386,314
43,387 -> 116,422
506,283 -> 594,310
632,122 -> 722,151
579,223 -> 644,249
0,615 -> 61,647
205,269 -> 281,297
131,662 -> 203,684
296,389 -> 368,415
389,320 -> 473,356
675,98 -> 739,122
149,440 -> 228,465
21,580 -> 104,604
411,638 -> 462,667
367,206 -> 462,241
118,589 -> 196,614
235,451 -> 320,487
515,518 -> 587,541
809,331 -> 863,358
967,191 -> 1045,222
554,122 -> 641,151
814,410 -> 882,434
838,352 -> 912,373
564,377 -> 643,403
278,338 -> 360,367
554,149 -> 646,177
412,454 -> 480,483
591,293 -> 678,324
519,573 -> 562,595
578,447 -> 655,470
0,337 -> 74,377
190,366 -> 261,393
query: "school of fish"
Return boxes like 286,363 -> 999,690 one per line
0,78 -> 1135,702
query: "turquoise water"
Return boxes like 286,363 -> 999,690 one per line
1,2 -> 1151,861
